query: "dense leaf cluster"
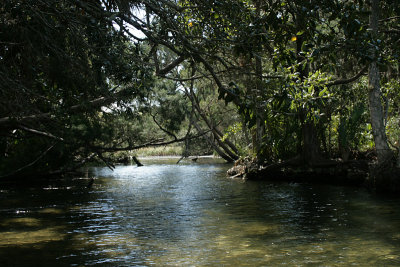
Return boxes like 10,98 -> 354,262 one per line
1,0 -> 400,179
0,0 -> 152,177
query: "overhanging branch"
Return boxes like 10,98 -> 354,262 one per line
327,66 -> 368,87
0,86 -> 121,126
151,114 -> 178,141
18,125 -> 64,142
157,55 -> 185,76
0,143 -> 56,178
91,129 -> 211,153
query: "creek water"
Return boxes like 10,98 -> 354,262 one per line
0,157 -> 400,266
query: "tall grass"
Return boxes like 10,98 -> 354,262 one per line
136,145 -> 183,157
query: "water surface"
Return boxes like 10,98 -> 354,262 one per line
1,157 -> 400,266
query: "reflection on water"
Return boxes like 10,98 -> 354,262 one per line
1,157 -> 400,266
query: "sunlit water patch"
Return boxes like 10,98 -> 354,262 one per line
1,158 -> 400,266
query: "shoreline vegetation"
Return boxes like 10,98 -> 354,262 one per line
111,145 -> 222,166
2,150 -> 399,195
2,1 -> 400,194
136,146 -> 183,157
227,155 -> 400,194
111,147 -> 400,194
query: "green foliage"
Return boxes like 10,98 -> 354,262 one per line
2,0 -> 400,177
151,79 -> 189,133
338,104 -> 367,151
222,122 -> 252,156
286,70 -> 332,120
0,0 -> 153,177
384,79 -> 400,147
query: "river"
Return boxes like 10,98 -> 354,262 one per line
1,157 -> 400,266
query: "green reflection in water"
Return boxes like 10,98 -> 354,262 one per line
0,158 -> 400,266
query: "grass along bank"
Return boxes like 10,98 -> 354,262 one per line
136,145 -> 183,157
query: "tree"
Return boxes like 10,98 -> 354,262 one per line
367,0 -> 392,164
2,0 -> 400,184
0,0 -> 163,178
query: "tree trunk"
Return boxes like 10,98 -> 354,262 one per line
368,0 -> 392,164
253,1 -> 265,157
301,121 -> 322,165
212,126 -> 240,155
295,14 -> 322,166
254,54 -> 265,157
397,148 -> 400,168
192,120 -> 234,162
184,65 -> 239,161
132,156 -> 143,167
188,86 -> 239,161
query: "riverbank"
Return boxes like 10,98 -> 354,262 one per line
227,157 -> 400,194
127,155 -> 225,165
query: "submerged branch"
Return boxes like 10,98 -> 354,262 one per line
96,152 -> 115,171
132,156 -> 144,167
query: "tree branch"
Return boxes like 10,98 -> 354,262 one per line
96,152 -> 115,170
151,114 -> 178,141
379,16 -> 400,22
17,125 -> 64,142
157,55 -> 185,76
0,86 -> 120,126
0,143 -> 56,178
91,130 -> 211,153
327,66 -> 368,87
